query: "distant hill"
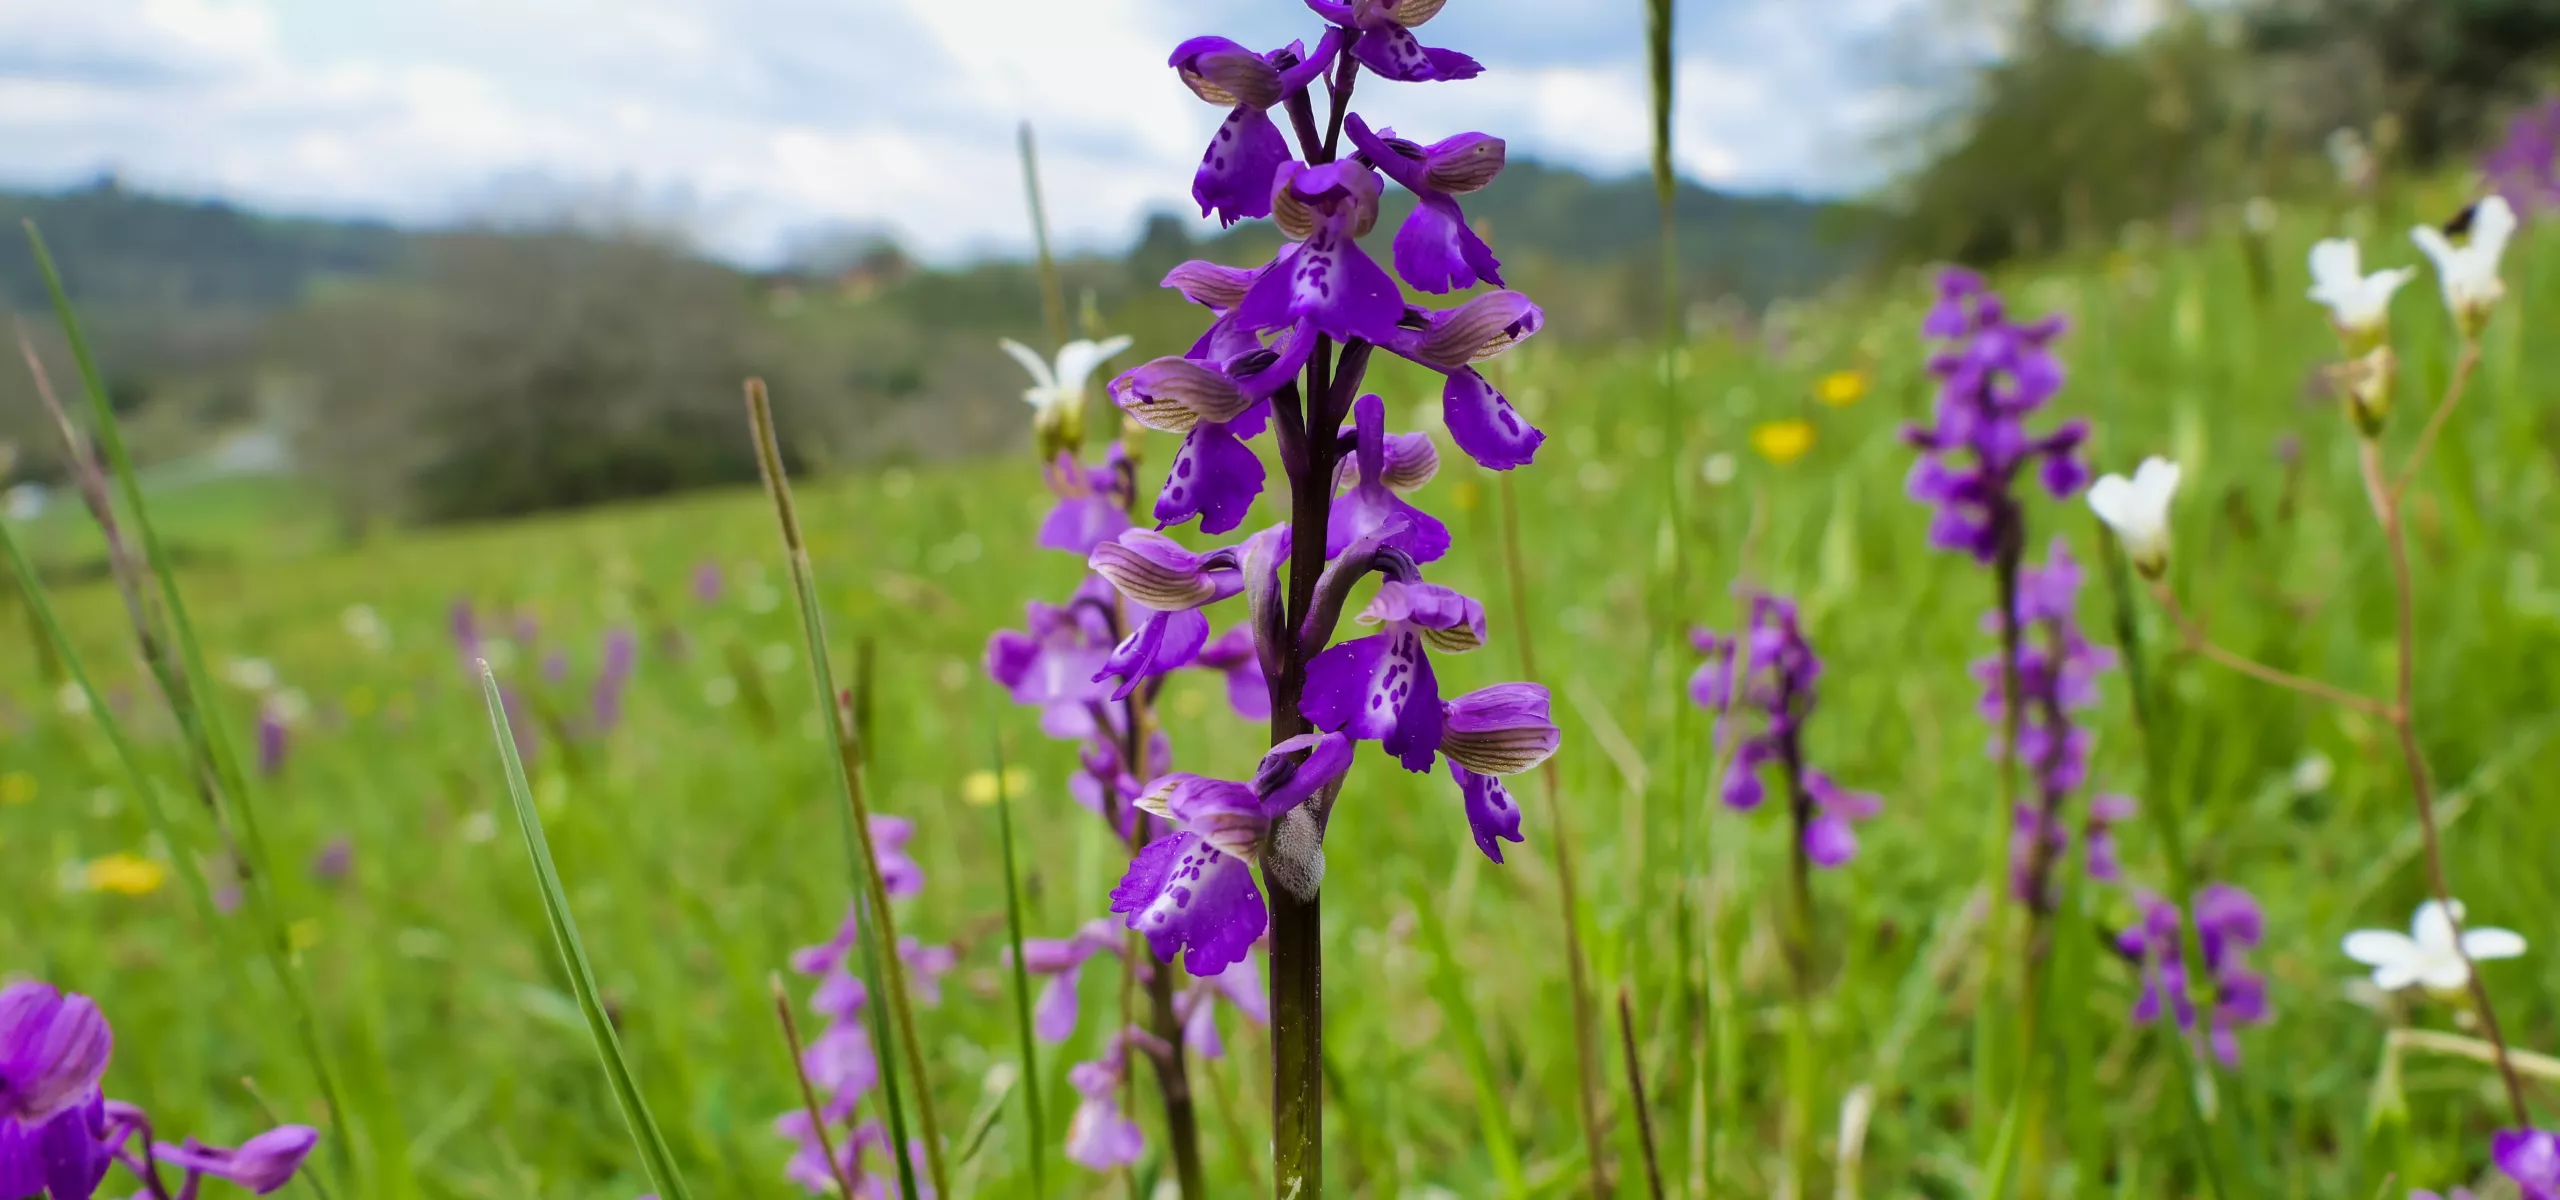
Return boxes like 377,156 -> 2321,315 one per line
3,162 -> 1855,326
2,176 -> 410,316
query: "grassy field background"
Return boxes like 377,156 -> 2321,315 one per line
7,178 -> 2560,1198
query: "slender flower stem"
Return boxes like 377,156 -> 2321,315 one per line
1018,122 -> 1069,353
1498,472 -> 1613,1199
985,715 -> 1048,1199
747,379 -> 947,1197
1137,814 -> 1209,1199
772,974 -> 862,1200
1617,986 -> 1667,1200
2097,525 -> 2228,1199
2390,339 -> 2480,505
2356,440 -> 2530,1125
2146,584 -> 2396,718
1777,744 -> 1820,1198
1972,522 -> 2026,1159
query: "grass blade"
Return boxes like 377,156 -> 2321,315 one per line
745,377 -> 947,1198
476,662 -> 693,1200
0,517 -> 225,936
1616,986 -> 1667,1200
1407,879 -> 1524,1196
2095,520 -> 2228,1198
985,705 -> 1049,1197
23,218 -> 355,1188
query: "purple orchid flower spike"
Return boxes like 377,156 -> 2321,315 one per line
1171,32 -> 1342,226
2496,1128 -> 2560,1199
1979,539 -> 2115,908
255,702 -> 290,778
2482,97 -> 2560,216
1235,161 -> 1407,346
1381,290 -> 1548,469
1328,394 -> 1451,563
1304,0 -> 1484,83
592,626 -> 637,736
1112,732 -> 1356,974
1022,919 -> 1127,1042
1302,579 -> 1488,771
1691,593 -> 1886,868
1344,112 -> 1505,292
1904,268 -> 2089,563
2116,883 -> 2270,1066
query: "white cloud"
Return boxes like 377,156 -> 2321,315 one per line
0,0 -> 1924,263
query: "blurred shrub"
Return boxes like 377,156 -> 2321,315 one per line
1880,0 -> 2560,267
276,231 -> 805,524
2247,0 -> 2560,163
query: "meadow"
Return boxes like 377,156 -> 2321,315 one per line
6,176 -> 2560,1199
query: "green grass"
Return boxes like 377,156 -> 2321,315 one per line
6,180 -> 2560,1197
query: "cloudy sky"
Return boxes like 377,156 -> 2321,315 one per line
0,0 -> 1943,263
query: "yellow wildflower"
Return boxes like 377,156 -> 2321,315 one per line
962,767 -> 1034,807
1750,419 -> 1817,466
85,853 -> 167,896
0,771 -> 34,806
1815,370 -> 1869,408
1450,479 -> 1482,513
290,918 -> 325,951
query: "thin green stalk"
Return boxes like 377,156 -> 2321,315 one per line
1019,122 -> 1069,353
1407,879 -> 1524,1196
25,219 -> 354,1187
476,664 -> 693,1200
1495,472 -> 1611,1198
986,707 -> 1049,1198
0,518 -> 224,938
2096,523 -> 2227,1198
1618,986 -> 1667,1200
1971,532 -> 2026,1162
772,974 -> 860,1200
746,378 -> 947,1198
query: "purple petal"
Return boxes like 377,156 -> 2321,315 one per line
1439,683 -> 1560,776
2494,1128 -> 2560,1196
1394,192 -> 1503,293
1194,626 -> 1271,721
1097,609 -> 1212,699
1193,105 -> 1294,227
1441,368 -> 1544,470
1452,762 -> 1525,863
1112,833 -> 1269,976
1804,814 -> 1858,867
1162,259 -> 1264,311
1252,729 -> 1356,815
1349,20 -> 1483,82
1170,36 -> 1284,109
0,983 -> 112,1124
154,1125 -> 321,1194
1420,131 -> 1506,194
1088,530 -> 1236,612
1156,415 -> 1269,535
1235,176 -> 1404,343
1033,964 -> 1084,1042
